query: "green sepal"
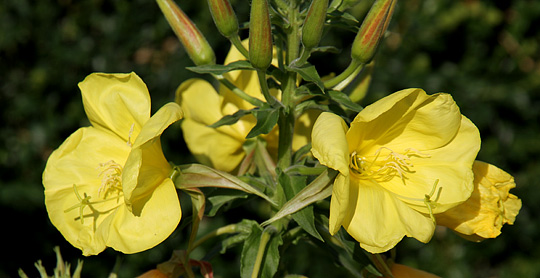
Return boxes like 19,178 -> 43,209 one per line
187,60 -> 253,75
246,105 -> 280,138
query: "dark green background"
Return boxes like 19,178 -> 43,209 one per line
2,0 -> 539,277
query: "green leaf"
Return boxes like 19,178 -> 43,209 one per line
207,190 -> 249,217
240,225 -> 282,278
187,60 -> 254,75
175,164 -> 276,206
209,109 -> 253,128
328,90 -> 364,112
286,63 -> 325,93
279,172 -> 323,241
262,169 -> 337,227
246,105 -> 280,138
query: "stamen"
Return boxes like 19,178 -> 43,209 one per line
64,184 -> 124,224
424,179 -> 442,224
127,123 -> 135,147
350,147 -> 429,183
98,160 -> 123,199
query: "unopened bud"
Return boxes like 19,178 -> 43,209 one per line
249,0 -> 273,69
156,0 -> 216,65
351,0 -> 396,64
302,0 -> 329,50
207,0 -> 239,38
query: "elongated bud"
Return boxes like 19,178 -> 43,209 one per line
249,0 -> 273,69
207,0 -> 239,38
351,0 -> 396,64
302,0 -> 329,50
156,0 -> 216,65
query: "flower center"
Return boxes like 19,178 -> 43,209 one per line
98,160 -> 123,199
349,147 -> 430,184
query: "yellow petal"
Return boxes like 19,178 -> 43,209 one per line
43,127 -> 130,255
342,179 -> 435,253
396,116 -> 479,213
176,78 -> 243,139
348,89 -> 461,153
123,102 -> 182,213
311,112 -> 350,175
107,178 -> 181,254
435,161 -> 522,240
328,173 -> 350,235
181,119 -> 245,172
79,72 -> 151,142
292,109 -> 321,151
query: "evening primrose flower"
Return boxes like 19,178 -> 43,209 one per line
177,42 -> 317,172
436,160 -> 521,241
43,72 -> 183,256
311,88 -> 481,253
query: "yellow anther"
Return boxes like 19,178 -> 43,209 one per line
98,160 -> 123,199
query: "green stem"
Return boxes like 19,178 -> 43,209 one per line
251,226 -> 277,278
230,34 -> 249,59
323,59 -> 363,89
256,69 -> 280,107
188,224 -> 239,253
214,74 -> 265,107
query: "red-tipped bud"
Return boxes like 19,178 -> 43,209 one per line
156,0 -> 216,65
207,0 -> 239,38
351,0 -> 396,64
302,0 -> 329,50
249,0 -> 273,69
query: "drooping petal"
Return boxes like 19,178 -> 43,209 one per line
107,178 -> 181,254
79,72 -> 151,142
342,179 -> 435,253
43,127 -> 130,255
311,112 -> 350,175
436,161 -> 521,241
123,102 -> 182,213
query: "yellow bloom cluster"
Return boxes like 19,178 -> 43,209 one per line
43,73 -> 183,255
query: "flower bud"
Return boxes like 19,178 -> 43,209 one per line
302,0 -> 329,50
351,0 -> 396,64
156,0 -> 216,65
207,0 -> 239,38
249,0 -> 273,69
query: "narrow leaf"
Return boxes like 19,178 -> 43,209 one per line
328,90 -> 363,112
262,169 -> 337,226
209,109 -> 253,128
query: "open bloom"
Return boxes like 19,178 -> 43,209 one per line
435,160 -> 521,241
43,72 -> 183,255
177,42 -> 317,172
311,88 -> 481,253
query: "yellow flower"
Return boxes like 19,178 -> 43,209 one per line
311,88 -> 480,253
435,160 -> 522,241
43,72 -> 183,256
177,42 -> 317,172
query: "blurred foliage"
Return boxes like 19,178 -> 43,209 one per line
2,0 -> 539,277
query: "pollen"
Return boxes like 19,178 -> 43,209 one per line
350,147 -> 430,184
98,160 -> 123,199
